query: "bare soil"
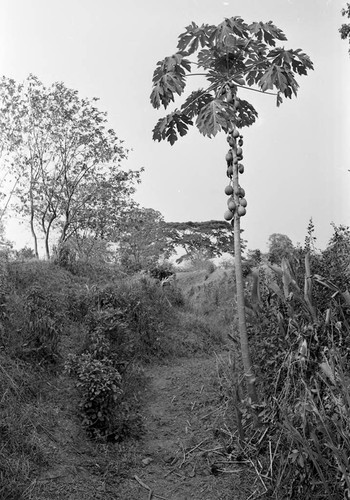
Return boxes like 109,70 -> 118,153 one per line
115,353 -> 249,500
29,350 -> 253,500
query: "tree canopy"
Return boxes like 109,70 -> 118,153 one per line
0,75 -> 141,258
111,207 -> 173,271
150,16 -> 313,144
267,233 -> 295,264
165,220 -> 238,262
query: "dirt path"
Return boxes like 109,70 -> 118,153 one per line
115,352 -> 247,500
30,347 -> 253,499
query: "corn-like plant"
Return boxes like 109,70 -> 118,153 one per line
247,253 -> 350,498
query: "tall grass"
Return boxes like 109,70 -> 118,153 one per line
217,252 -> 350,498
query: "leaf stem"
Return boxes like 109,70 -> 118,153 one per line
236,84 -> 277,96
186,74 -> 277,95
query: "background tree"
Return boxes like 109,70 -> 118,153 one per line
321,224 -> 350,290
0,75 -> 140,258
150,16 -> 313,402
340,3 -> 350,53
61,167 -> 142,242
243,248 -> 263,277
165,220 -> 238,263
267,233 -> 295,264
115,207 -> 174,272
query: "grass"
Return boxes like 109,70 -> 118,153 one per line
0,255 -> 231,498
0,355 -> 52,499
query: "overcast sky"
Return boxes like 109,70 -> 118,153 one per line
1,0 -> 349,252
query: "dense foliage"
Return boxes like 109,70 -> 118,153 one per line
150,16 -> 313,144
224,224 -> 350,498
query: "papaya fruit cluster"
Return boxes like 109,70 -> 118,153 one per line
224,128 -> 247,223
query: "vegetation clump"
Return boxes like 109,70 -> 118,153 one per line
217,224 -> 350,498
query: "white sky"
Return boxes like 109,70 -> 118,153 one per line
0,0 -> 349,252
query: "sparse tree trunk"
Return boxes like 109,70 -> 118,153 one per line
231,146 -> 258,404
30,196 -> 39,259
41,211 -> 56,260
59,210 -> 71,246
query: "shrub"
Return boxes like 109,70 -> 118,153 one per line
85,307 -> 132,363
149,261 -> 175,281
14,246 -> 36,260
90,277 -> 178,360
65,330 -> 144,441
66,349 -> 122,440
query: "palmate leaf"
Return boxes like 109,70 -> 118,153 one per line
195,97 -> 258,137
236,99 -> 258,127
197,48 -> 217,70
152,110 -> 193,145
180,89 -> 213,119
177,22 -> 214,55
249,21 -> 287,46
150,53 -> 191,109
268,47 -> 314,75
196,99 -> 235,137
260,65 -> 287,91
259,64 -> 299,98
246,66 -> 267,87
212,17 -> 250,48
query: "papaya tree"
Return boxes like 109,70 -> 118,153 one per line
150,16 -> 313,402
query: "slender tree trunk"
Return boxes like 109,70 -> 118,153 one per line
231,144 -> 258,404
59,211 -> 70,246
30,199 -> 39,258
28,163 -> 39,258
41,212 -> 56,260
44,229 -> 50,260
44,216 -> 56,260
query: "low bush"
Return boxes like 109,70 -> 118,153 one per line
89,276 -> 179,360
65,329 -> 144,442
65,349 -> 123,440
149,261 -> 175,281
